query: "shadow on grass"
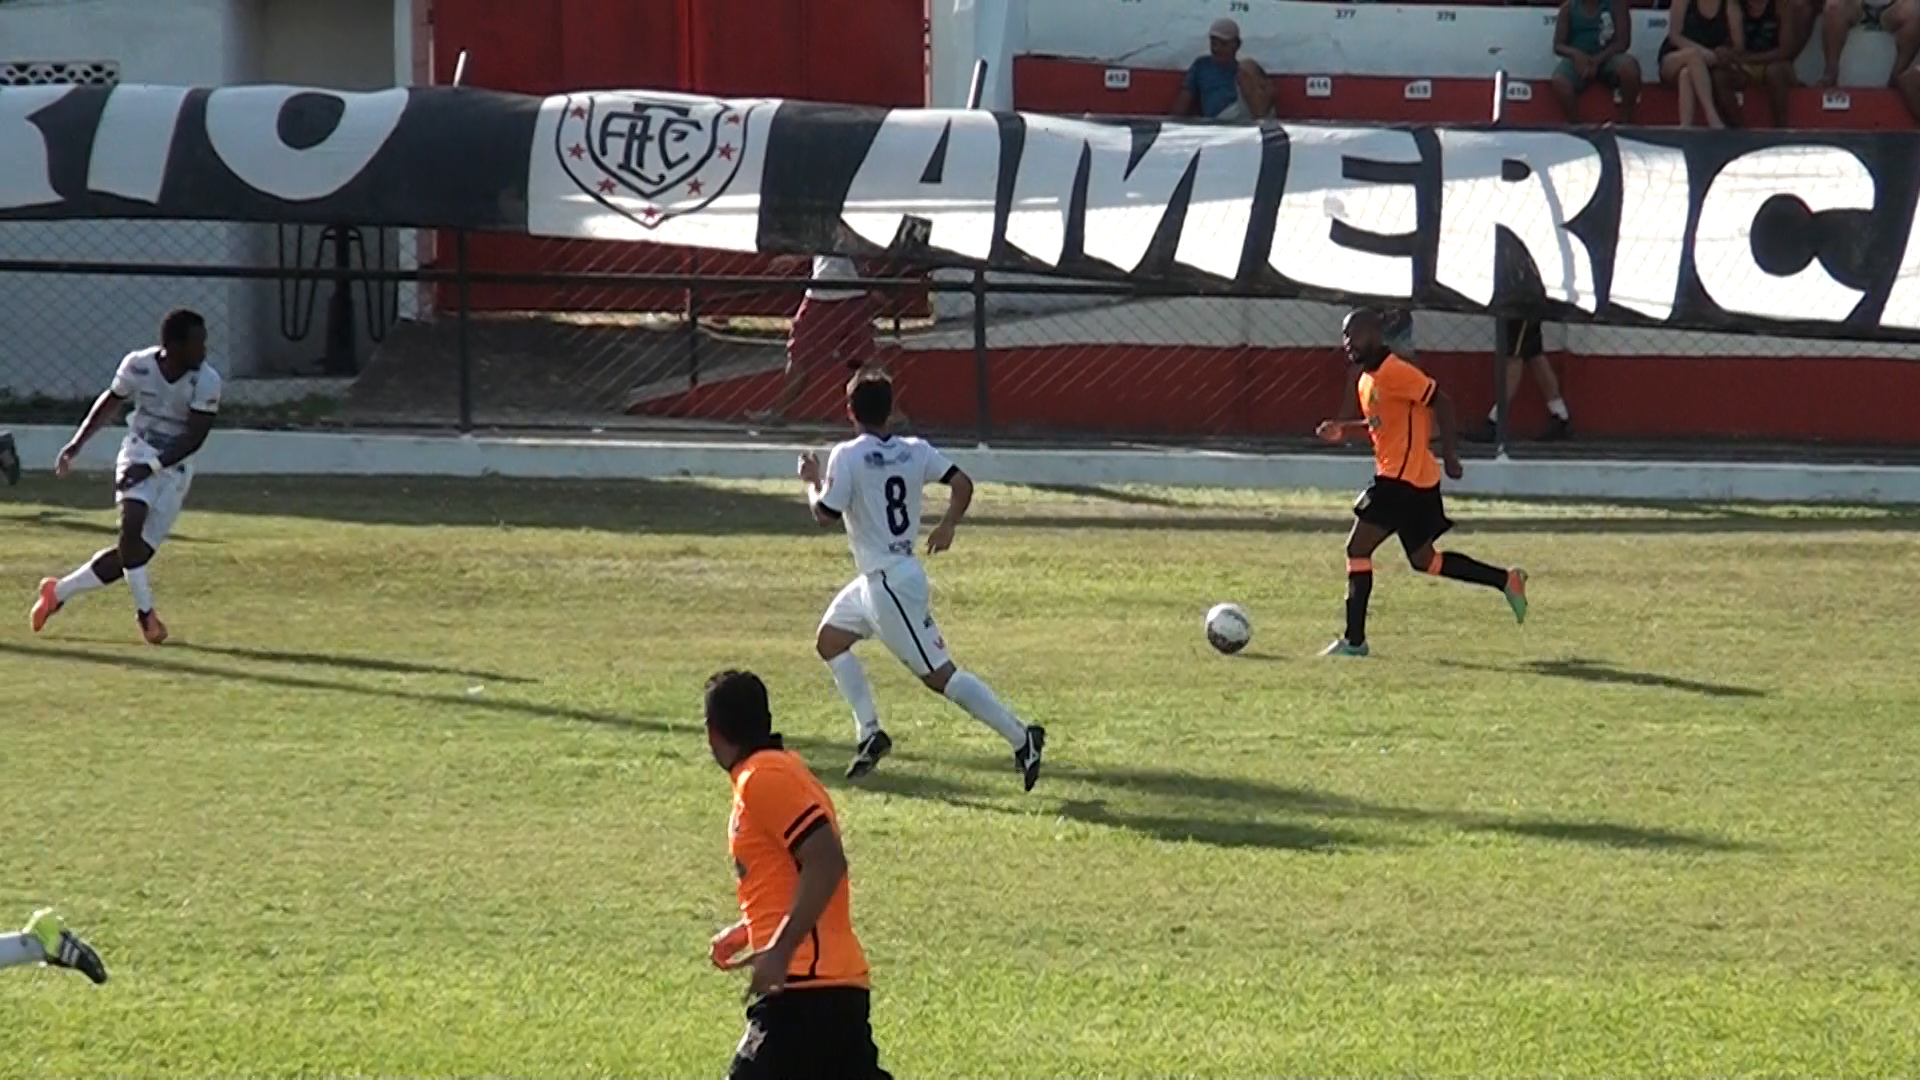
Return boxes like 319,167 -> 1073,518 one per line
936,757 -> 1756,854
848,771 -> 1374,852
10,507 -> 218,545
0,640 -> 835,761
6,476 -> 816,536
1437,657 -> 1767,699
10,476 -> 1918,537
164,641 -> 540,685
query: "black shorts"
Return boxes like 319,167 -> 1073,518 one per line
1354,476 -> 1454,556
1499,318 -> 1544,360
729,987 -> 891,1080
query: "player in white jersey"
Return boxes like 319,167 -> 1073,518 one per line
798,371 -> 1047,790
29,309 -> 222,645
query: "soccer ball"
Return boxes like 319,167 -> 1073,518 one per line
1204,603 -> 1251,655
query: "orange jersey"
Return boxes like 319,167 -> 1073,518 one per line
728,746 -> 869,990
1357,353 -> 1441,488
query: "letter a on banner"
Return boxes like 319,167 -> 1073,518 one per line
842,110 -> 998,261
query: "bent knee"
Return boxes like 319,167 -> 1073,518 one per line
815,626 -> 858,660
921,664 -> 955,693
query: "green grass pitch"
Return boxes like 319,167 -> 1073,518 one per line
3,474 -> 1919,1076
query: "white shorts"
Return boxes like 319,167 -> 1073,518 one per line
114,447 -> 192,549
819,560 -> 952,677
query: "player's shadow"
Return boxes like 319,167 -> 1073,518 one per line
8,475 -> 815,535
845,771 -> 1380,852
164,640 -> 539,684
0,640 -> 836,759
1437,657 -> 1767,699
941,757 -> 1755,853
4,508 -> 218,545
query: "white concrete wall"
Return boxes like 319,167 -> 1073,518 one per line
0,0 -> 258,398
0,0 -> 401,400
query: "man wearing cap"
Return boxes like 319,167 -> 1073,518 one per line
1172,17 -> 1275,121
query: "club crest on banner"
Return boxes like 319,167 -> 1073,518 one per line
554,91 -> 751,228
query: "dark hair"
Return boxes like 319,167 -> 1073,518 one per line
161,309 -> 206,347
705,669 -> 773,747
847,371 -> 893,427
1344,306 -> 1384,333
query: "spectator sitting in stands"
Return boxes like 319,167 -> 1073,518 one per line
1551,0 -> 1644,124
1170,18 -> 1275,121
1659,0 -> 1743,127
1819,0 -> 1919,88
1719,0 -> 1808,127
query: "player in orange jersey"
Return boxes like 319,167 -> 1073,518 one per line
704,669 -> 891,1079
1315,307 -> 1529,656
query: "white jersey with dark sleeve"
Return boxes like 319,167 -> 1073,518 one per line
109,347 -> 222,466
815,432 -> 959,575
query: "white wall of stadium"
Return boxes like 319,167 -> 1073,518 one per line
0,0 -> 418,399
11,424 -> 1920,504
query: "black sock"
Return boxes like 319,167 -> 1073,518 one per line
1438,551 -> 1508,590
1344,569 -> 1373,645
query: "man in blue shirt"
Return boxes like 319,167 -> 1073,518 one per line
1171,18 -> 1274,121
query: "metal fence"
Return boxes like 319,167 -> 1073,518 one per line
3,219 -> 1918,459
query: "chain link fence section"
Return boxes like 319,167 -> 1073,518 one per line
0,221 -> 246,408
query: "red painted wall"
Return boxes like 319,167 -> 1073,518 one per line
630,345 -> 1920,447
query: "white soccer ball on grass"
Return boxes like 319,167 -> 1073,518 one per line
1204,603 -> 1251,655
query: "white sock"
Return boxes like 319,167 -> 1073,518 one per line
54,564 -> 106,604
943,671 -> 1027,749
1547,397 -> 1569,420
0,932 -> 46,969
1486,405 -> 1501,423
125,565 -> 154,614
826,653 -> 881,741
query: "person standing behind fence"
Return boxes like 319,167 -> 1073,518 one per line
752,254 -> 907,430
1469,318 -> 1572,443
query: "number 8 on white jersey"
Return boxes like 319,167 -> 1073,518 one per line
817,433 -> 958,576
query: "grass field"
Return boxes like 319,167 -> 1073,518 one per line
4,473 -> 1920,1077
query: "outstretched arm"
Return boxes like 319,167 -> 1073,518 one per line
60,391 -> 125,464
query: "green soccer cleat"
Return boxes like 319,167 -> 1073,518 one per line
1504,568 -> 1529,625
1320,639 -> 1370,658
24,909 -> 109,985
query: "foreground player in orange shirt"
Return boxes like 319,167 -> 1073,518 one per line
705,669 -> 892,1080
1315,307 -> 1529,656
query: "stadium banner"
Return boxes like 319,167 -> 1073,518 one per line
0,84 -> 539,229
7,83 -> 1920,341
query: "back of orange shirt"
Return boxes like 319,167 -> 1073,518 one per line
728,747 -> 869,990
1357,353 -> 1441,488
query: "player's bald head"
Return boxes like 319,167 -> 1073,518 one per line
1343,307 -> 1384,335
1341,306 -> 1389,368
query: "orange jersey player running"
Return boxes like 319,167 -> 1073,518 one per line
704,670 -> 892,1080
1314,307 -> 1529,656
